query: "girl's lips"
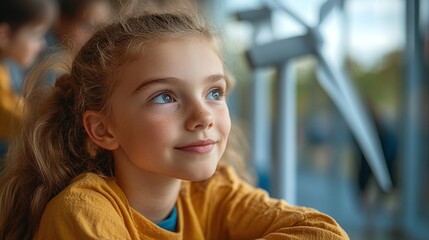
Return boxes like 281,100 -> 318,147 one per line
175,140 -> 216,154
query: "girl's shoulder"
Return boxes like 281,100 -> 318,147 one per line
44,172 -> 126,214
63,172 -> 116,195
37,173 -> 133,239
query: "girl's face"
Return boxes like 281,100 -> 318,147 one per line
1,22 -> 48,68
108,38 -> 231,181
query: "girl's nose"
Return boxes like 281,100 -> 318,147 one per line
185,102 -> 214,131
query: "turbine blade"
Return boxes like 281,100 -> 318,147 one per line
319,0 -> 337,26
235,6 -> 271,22
316,54 -> 393,192
246,34 -> 314,68
264,0 -> 311,30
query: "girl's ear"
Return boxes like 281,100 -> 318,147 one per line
83,110 -> 119,151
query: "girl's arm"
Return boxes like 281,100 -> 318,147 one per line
199,165 -> 349,240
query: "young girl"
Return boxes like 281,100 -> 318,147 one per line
0,0 -> 57,157
0,11 -> 349,239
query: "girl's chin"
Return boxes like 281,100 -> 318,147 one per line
178,163 -> 218,182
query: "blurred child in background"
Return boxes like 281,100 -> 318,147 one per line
48,0 -> 113,56
0,0 -> 57,159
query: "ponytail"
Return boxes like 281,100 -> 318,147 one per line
0,52 -> 96,240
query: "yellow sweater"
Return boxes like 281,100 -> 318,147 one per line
36,165 -> 349,239
0,63 -> 22,140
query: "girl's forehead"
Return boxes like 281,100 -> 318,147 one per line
124,37 -> 221,69
136,38 -> 220,67
113,37 -> 224,90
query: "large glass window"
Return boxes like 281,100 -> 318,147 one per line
201,0 -> 428,238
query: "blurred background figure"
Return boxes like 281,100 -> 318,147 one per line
0,0 -> 57,160
48,0 -> 113,56
353,101 -> 398,239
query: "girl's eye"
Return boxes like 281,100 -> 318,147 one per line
151,92 -> 176,104
206,88 -> 223,101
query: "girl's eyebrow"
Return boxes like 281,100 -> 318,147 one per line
132,78 -> 174,94
206,74 -> 226,84
132,74 -> 226,94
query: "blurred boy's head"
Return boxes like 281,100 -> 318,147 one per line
54,0 -> 113,55
0,0 -> 57,68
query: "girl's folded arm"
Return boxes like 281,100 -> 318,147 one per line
212,166 -> 349,239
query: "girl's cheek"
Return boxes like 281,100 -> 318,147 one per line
217,107 -> 231,135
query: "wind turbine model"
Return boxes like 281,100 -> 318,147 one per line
235,6 -> 275,194
237,0 -> 392,202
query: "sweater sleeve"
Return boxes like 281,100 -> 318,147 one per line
0,65 -> 22,139
35,176 -> 132,240
210,165 -> 349,240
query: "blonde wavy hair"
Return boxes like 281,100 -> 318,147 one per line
0,10 -> 251,240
